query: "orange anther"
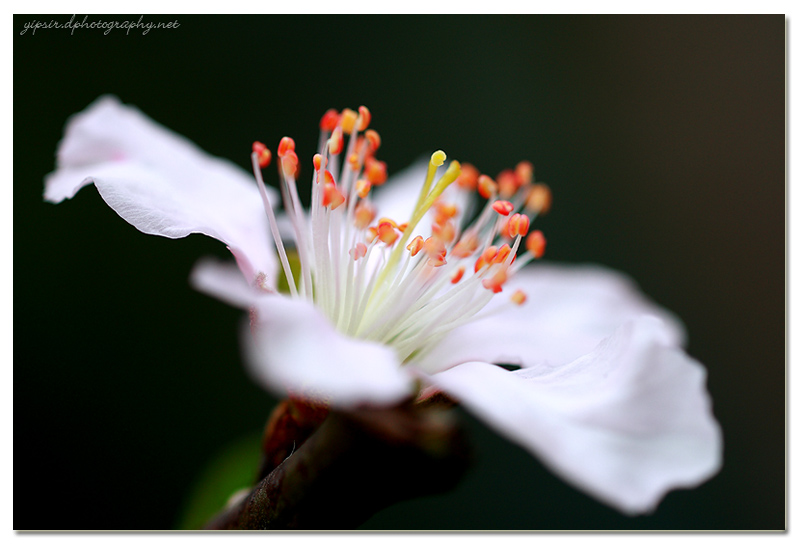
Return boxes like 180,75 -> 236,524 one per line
281,150 -> 299,177
497,169 -> 519,199
357,106 -> 371,131
354,201 -> 376,229
313,153 -> 327,173
366,226 -> 378,243
481,245 -> 499,263
427,253 -> 447,267
397,222 -> 408,233
432,220 -> 456,244
474,256 -> 487,273
526,230 -> 547,258
508,213 -> 530,237
452,233 -> 479,258
478,175 -> 497,199
494,243 -> 512,264
329,127 -> 344,155
526,183 -> 552,215
340,108 -> 358,135
456,163 -> 480,190
434,201 -> 458,223
407,235 -> 424,257
320,109 -> 339,132
350,242 -> 368,261
450,265 -> 465,284
365,129 -> 381,152
323,180 -> 345,210
377,222 -> 399,245
348,152 -> 361,171
356,179 -> 372,199
510,289 -> 527,305
377,217 -> 398,229
365,157 -> 388,186
492,200 -> 514,216
252,141 -> 272,168
423,236 -> 446,258
482,268 -> 508,293
323,170 -> 336,186
277,136 -> 295,158
515,161 -> 534,185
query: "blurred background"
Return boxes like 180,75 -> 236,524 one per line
14,15 -> 784,530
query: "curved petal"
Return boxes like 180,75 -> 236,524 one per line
44,95 -> 277,286
427,316 -> 722,515
415,263 -> 686,374
244,296 -> 415,409
190,257 -> 269,309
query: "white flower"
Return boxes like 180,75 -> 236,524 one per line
45,96 -> 722,516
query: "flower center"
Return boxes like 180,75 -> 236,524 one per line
250,106 -> 550,365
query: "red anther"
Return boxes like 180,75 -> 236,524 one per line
497,169 -> 519,199
377,222 -> 399,245
516,160 -> 534,185
492,200 -> 515,216
456,163 -> 480,190
356,179 -> 372,199
350,242 -> 368,261
452,233 -> 479,258
329,127 -> 344,155
450,265 -> 466,284
277,136 -> 295,158
365,129 -> 381,152
482,268 -> 508,293
357,106 -> 371,131
354,201 -> 376,229
252,141 -> 272,168
478,175 -> 497,199
313,153 -> 327,173
510,289 -> 527,305
340,108 -> 358,135
526,230 -> 547,258
407,235 -> 424,257
365,157 -> 388,185
526,183 -> 552,215
348,152 -> 361,171
320,108 -> 339,132
322,178 -> 345,210
323,169 -> 336,186
432,220 -> 456,244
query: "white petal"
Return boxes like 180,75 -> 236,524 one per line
428,316 -> 722,515
415,263 -> 686,374
44,95 -> 277,285
190,258 -> 268,309
244,296 -> 415,409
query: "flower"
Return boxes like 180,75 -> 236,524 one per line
45,96 -> 722,516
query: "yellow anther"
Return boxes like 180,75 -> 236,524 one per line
341,108 -> 358,134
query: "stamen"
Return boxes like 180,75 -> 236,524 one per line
510,289 -> 527,305
525,230 -> 547,258
357,106 -> 371,131
456,163 -> 480,190
407,235 -> 424,256
526,183 -> 552,215
252,141 -> 272,168
478,174 -> 497,199
340,108 -> 358,134
329,127 -> 344,155
492,200 -> 514,216
365,129 -> 381,151
450,265 -> 465,284
320,109 -> 339,132
277,137 -> 295,158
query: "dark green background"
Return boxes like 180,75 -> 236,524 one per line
14,15 -> 784,529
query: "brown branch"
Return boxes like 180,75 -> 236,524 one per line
205,401 -> 471,530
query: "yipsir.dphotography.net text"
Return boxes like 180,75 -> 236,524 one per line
19,15 -> 180,36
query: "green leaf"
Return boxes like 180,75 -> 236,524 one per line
174,432 -> 262,530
